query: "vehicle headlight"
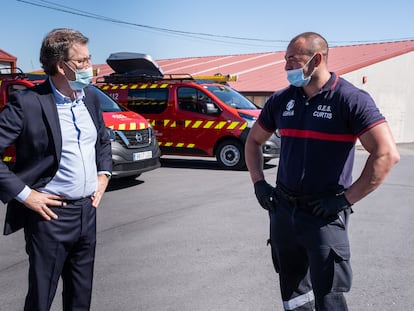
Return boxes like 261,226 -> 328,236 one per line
275,129 -> 281,138
238,112 -> 257,128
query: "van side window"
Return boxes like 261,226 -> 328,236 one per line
127,88 -> 168,114
177,87 -> 212,114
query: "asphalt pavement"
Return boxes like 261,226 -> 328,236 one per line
0,143 -> 413,311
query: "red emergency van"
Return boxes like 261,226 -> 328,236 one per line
96,53 -> 280,170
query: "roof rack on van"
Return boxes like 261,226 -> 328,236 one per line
0,67 -> 48,83
0,67 -> 27,80
98,52 -> 237,85
96,72 -> 196,84
96,72 -> 237,85
95,73 -> 160,84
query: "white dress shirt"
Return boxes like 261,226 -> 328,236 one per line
17,79 -> 98,201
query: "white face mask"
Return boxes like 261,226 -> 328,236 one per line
286,55 -> 315,87
65,63 -> 93,90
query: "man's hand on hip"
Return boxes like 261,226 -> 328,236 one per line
309,192 -> 352,219
24,190 -> 62,221
254,180 -> 277,211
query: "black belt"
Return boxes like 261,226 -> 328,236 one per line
61,197 -> 91,206
274,187 -> 315,207
274,186 -> 344,208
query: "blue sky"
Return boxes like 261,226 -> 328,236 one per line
3,0 -> 414,72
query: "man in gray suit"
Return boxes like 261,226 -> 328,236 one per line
0,28 -> 112,311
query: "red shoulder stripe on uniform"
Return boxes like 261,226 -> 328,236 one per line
279,129 -> 357,142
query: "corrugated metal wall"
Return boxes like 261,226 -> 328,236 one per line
343,52 -> 414,143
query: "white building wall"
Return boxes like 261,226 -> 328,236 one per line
342,52 -> 414,143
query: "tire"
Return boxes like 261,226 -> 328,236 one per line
216,140 -> 246,170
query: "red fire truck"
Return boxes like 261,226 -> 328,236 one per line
0,68 -> 161,178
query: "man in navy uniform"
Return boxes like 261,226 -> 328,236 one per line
245,32 -> 400,310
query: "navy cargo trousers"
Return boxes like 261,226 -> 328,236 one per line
268,189 -> 353,311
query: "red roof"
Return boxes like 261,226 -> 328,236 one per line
94,40 -> 414,93
0,49 -> 17,62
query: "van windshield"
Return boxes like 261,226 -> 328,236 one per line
204,85 -> 257,110
90,85 -> 126,112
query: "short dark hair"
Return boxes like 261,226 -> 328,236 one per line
290,32 -> 329,58
39,28 -> 89,75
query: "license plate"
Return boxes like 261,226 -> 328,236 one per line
133,151 -> 152,161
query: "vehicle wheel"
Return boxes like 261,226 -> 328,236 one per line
216,140 -> 246,170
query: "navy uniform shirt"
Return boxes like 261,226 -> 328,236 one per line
258,72 -> 385,195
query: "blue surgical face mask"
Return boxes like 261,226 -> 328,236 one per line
65,64 -> 93,90
286,55 -> 315,87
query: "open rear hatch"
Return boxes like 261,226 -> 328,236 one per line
106,52 -> 163,78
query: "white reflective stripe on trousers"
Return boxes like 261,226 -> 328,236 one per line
283,290 -> 315,310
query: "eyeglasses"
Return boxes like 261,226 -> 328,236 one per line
66,55 -> 92,69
